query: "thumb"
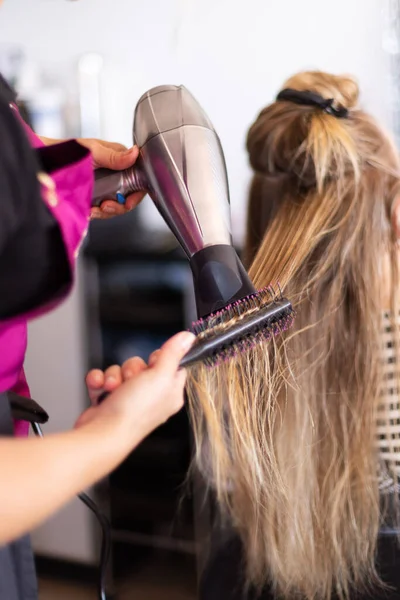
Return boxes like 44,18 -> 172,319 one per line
95,145 -> 139,171
153,332 -> 196,375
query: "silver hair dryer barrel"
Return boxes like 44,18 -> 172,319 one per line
93,85 -> 256,317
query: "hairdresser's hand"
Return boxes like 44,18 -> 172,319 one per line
78,331 -> 195,445
0,331 -> 194,546
85,356 -> 147,405
78,139 -> 146,219
39,136 -> 146,219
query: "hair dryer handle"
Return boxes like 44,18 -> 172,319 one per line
92,165 -> 148,207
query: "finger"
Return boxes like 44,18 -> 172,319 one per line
97,192 -> 146,218
125,191 -> 146,211
101,141 -> 128,152
94,145 -> 139,171
78,138 -> 132,165
122,356 -> 147,379
79,139 -> 128,153
90,205 -> 126,219
148,349 -> 160,368
98,201 -> 127,217
86,369 -> 105,405
90,207 -> 107,220
153,331 -> 196,375
103,365 -> 123,391
86,369 -> 104,391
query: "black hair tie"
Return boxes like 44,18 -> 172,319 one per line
276,88 -> 349,118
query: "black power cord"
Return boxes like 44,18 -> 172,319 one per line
77,491 -> 111,600
31,422 -> 112,600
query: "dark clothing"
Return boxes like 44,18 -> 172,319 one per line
0,73 -> 70,319
0,393 -> 38,600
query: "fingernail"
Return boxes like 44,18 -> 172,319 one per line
102,206 -> 116,215
105,376 -> 116,385
124,370 -> 133,379
179,332 -> 196,350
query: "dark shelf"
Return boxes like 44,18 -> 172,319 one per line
82,231 -> 199,576
114,437 -> 190,474
110,486 -> 192,528
99,300 -> 184,329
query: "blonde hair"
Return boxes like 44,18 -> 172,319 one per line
186,71 -> 400,599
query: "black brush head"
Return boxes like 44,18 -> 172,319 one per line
180,287 -> 295,369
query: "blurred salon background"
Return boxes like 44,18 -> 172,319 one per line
0,0 -> 398,598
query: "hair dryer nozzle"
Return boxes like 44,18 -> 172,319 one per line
189,245 -> 256,317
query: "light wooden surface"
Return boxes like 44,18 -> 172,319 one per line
38,553 -> 197,600
39,578 -> 196,600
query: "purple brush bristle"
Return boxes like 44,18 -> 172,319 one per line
187,285 -> 295,369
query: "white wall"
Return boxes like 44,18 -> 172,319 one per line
0,0 -> 391,241
0,0 -> 391,563
24,268 -> 97,563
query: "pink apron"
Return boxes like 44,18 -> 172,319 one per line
0,105 -> 93,436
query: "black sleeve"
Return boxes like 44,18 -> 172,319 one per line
0,97 -> 71,319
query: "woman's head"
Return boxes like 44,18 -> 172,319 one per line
187,71 -> 400,600
246,71 -> 400,279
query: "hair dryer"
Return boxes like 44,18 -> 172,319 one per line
93,85 -> 256,318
